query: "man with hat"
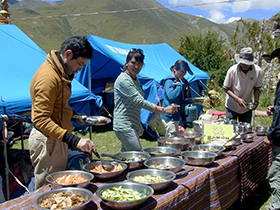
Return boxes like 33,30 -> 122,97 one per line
263,48 -> 280,210
160,60 -> 193,137
223,47 -> 262,123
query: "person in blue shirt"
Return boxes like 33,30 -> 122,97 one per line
160,60 -> 192,137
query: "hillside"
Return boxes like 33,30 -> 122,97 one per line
8,0 -> 238,52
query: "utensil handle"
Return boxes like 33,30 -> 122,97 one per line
175,168 -> 194,176
101,153 -> 115,158
92,150 -> 101,159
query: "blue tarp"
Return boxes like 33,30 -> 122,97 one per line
75,35 -> 210,137
0,24 -> 103,118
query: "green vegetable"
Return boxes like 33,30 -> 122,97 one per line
101,186 -> 146,201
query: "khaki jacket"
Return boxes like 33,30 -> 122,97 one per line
30,50 -> 73,141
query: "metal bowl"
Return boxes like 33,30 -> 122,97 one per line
111,151 -> 151,170
192,144 -> 225,157
83,161 -> 127,180
96,182 -> 154,209
209,139 -> 236,150
246,102 -> 257,111
142,146 -> 178,157
46,170 -> 94,189
174,131 -> 203,145
255,126 -> 267,136
242,134 -> 254,143
158,137 -> 191,152
126,169 -> 175,191
181,151 -> 216,166
144,156 -> 185,173
34,187 -> 93,210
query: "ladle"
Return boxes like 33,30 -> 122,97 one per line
92,150 -> 115,171
42,168 -> 58,183
223,133 -> 238,147
164,168 -> 194,180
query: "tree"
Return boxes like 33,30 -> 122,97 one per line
178,30 -> 232,87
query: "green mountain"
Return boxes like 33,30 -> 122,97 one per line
8,0 -> 245,52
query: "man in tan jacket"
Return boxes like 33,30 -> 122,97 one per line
29,36 -> 96,190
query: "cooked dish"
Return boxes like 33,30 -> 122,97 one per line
55,173 -> 87,184
150,164 -> 173,169
132,175 -> 167,183
39,192 -> 87,209
90,164 -> 124,172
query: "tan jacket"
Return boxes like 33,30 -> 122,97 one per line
30,50 -> 73,141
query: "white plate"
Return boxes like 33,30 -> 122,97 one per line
86,116 -> 111,126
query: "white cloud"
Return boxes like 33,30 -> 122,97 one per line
209,10 -> 225,23
226,17 -> 241,23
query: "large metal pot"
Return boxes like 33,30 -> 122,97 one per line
158,137 -> 191,152
174,131 -> 203,145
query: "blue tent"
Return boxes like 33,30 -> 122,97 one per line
0,24 -> 102,118
75,35 -> 210,137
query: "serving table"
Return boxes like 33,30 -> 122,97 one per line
0,133 -> 271,210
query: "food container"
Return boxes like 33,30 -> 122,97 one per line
142,146 -> 178,157
181,151 -> 216,166
96,182 -> 154,209
126,169 -> 176,191
34,187 -> 93,210
158,137 -> 191,152
191,144 -> 225,157
45,170 -> 94,189
242,134 -> 254,143
255,126 -> 267,136
144,156 -> 185,173
246,102 -> 257,111
174,131 -> 203,145
83,161 -> 127,180
109,151 -> 150,170
209,139 -> 236,150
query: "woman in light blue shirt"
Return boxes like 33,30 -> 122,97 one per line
114,49 -> 177,151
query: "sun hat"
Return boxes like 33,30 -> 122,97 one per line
234,47 -> 257,65
175,62 -> 192,72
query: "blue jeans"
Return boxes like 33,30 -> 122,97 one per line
115,129 -> 142,152
268,145 -> 280,210
226,108 -> 252,123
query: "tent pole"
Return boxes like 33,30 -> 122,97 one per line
2,120 -> 9,200
89,60 -> 93,141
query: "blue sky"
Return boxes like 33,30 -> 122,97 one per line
155,0 -> 280,23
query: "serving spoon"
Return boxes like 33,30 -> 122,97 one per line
101,153 -> 142,162
92,150 -> 115,171
42,168 -> 58,183
164,168 -> 194,180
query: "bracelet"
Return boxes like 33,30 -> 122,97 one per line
161,107 -> 165,114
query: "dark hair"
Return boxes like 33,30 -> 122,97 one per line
124,48 -> 145,70
59,36 -> 93,59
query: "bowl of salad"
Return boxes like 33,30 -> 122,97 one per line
126,169 -> 176,191
83,161 -> 127,180
96,182 -> 153,209
142,146 -> 179,157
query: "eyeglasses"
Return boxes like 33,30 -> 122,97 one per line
129,48 -> 144,54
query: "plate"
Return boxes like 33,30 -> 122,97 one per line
86,116 -> 111,126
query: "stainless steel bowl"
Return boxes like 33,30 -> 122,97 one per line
158,137 -> 191,152
242,134 -> 254,143
246,102 -> 257,111
255,126 -> 267,136
96,182 -> 154,209
111,151 -> 150,170
142,146 -> 178,157
34,187 -> 93,210
126,169 -> 175,191
45,170 -> 94,189
174,131 -> 203,145
192,144 -> 225,157
144,156 -> 185,173
83,161 -> 127,180
209,139 -> 236,150
181,151 -> 216,166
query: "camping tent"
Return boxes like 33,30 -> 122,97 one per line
75,35 -> 210,137
0,24 -> 102,117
